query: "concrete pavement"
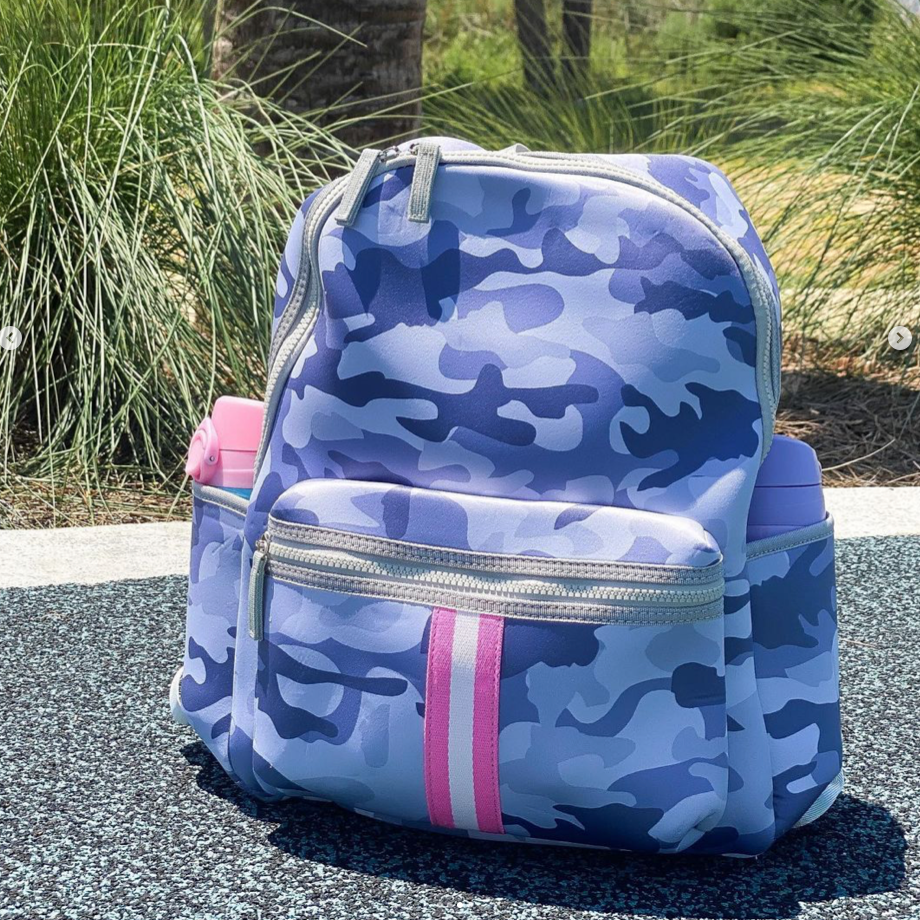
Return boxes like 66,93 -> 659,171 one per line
1,536 -> 916,918
0,486 -> 916,589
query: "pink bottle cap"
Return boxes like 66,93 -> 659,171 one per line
185,396 -> 264,488
186,416 -> 220,483
211,396 -> 265,451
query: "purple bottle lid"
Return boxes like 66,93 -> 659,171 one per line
752,434 -> 822,487
747,436 -> 826,541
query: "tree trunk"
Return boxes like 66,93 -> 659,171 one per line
562,0 -> 592,85
213,0 -> 427,149
514,0 -> 554,93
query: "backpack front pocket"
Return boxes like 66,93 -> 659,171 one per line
249,480 -> 728,853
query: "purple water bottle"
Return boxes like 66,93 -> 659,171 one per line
747,435 -> 826,542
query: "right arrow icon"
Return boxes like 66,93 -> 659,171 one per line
888,325 -> 913,351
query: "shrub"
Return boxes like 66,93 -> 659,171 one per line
675,0 -> 920,362
0,0 -> 350,480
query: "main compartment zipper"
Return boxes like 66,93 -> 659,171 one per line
247,521 -> 724,639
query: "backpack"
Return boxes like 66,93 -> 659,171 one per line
173,137 -> 841,856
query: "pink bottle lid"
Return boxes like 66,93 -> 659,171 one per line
185,396 -> 264,488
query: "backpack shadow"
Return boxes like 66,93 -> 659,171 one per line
182,742 -> 906,920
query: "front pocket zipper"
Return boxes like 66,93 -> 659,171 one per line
247,524 -> 724,639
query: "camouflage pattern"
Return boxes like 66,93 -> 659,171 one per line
227,535 -> 265,796
174,140 -> 840,855
610,153 -> 782,414
181,490 -> 245,775
249,585 -> 727,851
241,153 -> 772,852
270,478 -> 722,568
498,616 -> 726,852
251,162 -> 764,529
609,154 -> 780,313
748,526 -> 841,836
251,581 -> 430,816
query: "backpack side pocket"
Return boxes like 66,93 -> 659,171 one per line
179,483 -> 248,773
748,518 -> 842,838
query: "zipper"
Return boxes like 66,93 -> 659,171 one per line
334,149 -> 386,228
193,481 -> 249,518
406,141 -> 441,223
261,178 -> 345,442
268,519 -> 722,585
267,146 -> 403,373
270,543 -> 723,604
248,524 -> 724,636
248,535 -> 270,640
255,147 -> 780,474
257,147 -> 407,472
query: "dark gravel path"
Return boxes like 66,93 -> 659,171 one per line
1,536 -> 916,920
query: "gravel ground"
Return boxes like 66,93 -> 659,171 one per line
1,536 -> 917,920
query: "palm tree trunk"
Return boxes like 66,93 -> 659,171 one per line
213,0 -> 427,148
514,0 -> 554,93
562,0 -> 592,85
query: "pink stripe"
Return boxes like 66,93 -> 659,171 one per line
472,614 -> 505,834
424,606 -> 456,829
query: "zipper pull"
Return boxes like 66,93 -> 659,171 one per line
407,141 -> 441,223
498,142 -> 530,155
248,535 -> 270,640
334,148 -> 385,228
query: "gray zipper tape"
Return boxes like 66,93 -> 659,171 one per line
407,142 -> 441,223
334,149 -> 381,227
793,770 -> 844,828
248,545 -> 268,640
267,543 -> 725,607
268,519 -> 723,586
193,481 -> 249,517
746,516 -> 834,561
267,560 -> 723,625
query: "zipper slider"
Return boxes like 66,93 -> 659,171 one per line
249,535 -> 270,640
333,139 -> 439,226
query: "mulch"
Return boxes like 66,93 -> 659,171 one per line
777,351 -> 920,486
2,351 -> 918,528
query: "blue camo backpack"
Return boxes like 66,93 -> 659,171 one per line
172,137 -> 842,856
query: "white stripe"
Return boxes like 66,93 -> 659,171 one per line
447,612 -> 480,829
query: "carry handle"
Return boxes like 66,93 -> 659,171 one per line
407,141 -> 441,223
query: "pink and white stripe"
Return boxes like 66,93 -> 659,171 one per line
424,606 -> 505,834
